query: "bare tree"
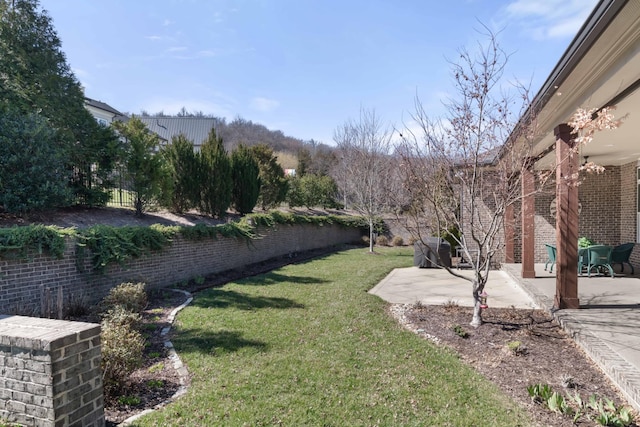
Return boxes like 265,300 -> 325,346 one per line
333,109 -> 394,253
396,28 -> 622,327
396,30 -> 536,327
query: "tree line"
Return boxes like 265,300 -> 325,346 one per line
0,0 -> 342,216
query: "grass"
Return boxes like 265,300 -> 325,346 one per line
132,247 -> 532,426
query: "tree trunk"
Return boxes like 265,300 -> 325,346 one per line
470,279 -> 483,327
369,219 -> 374,253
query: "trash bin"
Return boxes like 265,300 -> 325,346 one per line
413,238 -> 451,268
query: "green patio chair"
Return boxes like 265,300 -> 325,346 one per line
578,247 -> 589,275
611,242 -> 635,274
586,245 -> 614,278
544,244 -> 556,273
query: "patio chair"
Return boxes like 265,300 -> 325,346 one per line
578,247 -> 589,275
585,245 -> 614,278
611,242 -> 635,274
544,244 -> 556,273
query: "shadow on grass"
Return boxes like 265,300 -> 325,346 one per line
192,288 -> 305,310
172,328 -> 268,354
238,271 -> 330,286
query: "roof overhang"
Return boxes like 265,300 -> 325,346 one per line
513,0 -> 640,169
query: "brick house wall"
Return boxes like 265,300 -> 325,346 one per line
467,161 -> 639,266
578,166 -> 621,246
620,161 -> 640,266
0,224 -> 362,316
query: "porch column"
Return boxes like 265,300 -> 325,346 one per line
554,124 -> 580,309
504,204 -> 515,263
521,166 -> 536,278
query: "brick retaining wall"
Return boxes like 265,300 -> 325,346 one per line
0,223 -> 362,316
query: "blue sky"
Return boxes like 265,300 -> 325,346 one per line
40,0 -> 598,144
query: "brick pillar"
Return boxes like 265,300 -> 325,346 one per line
0,315 -> 104,427
504,204 -> 515,263
555,124 -> 580,309
521,166 -> 536,278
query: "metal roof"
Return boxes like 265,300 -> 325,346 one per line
137,117 -> 221,146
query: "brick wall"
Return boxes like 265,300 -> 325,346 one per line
0,224 -> 362,316
578,166 -> 621,246
620,161 -> 639,266
0,316 -> 103,427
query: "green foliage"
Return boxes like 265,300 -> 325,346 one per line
177,222 -> 255,241
103,282 -> 148,313
112,117 -> 166,216
230,144 -> 261,214
528,384 -> 634,426
287,174 -> 339,209
77,225 -> 172,272
0,224 -> 69,259
439,226 -> 462,255
579,236 -> 594,248
250,144 -> 288,209
0,110 -> 71,212
528,383 -> 553,404
0,0 -> 122,206
452,324 -> 469,338
199,128 -> 232,218
117,395 -> 141,406
148,362 -> 164,374
146,380 -> 164,389
69,120 -> 124,207
506,340 -> 527,355
161,134 -> 201,213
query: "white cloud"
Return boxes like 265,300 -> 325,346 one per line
166,46 -> 188,53
145,35 -> 164,41
503,0 -> 598,40
250,97 -> 280,113
162,19 -> 172,26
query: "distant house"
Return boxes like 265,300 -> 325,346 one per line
137,117 -> 223,149
84,97 -> 126,125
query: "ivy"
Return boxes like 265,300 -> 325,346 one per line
0,225 -> 71,260
76,225 -> 173,272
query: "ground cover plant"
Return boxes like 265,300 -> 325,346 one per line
131,247 -> 532,426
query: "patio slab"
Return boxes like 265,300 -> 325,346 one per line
369,266 -> 537,308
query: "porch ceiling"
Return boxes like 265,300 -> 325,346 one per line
532,0 -> 640,169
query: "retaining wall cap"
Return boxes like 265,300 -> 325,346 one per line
0,316 -> 99,343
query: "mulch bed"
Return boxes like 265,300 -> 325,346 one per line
396,303 -> 637,426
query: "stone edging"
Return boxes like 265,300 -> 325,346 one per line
118,288 -> 194,426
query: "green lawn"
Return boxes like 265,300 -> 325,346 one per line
133,247 -> 532,426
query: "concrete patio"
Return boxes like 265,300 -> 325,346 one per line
370,263 -> 640,412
